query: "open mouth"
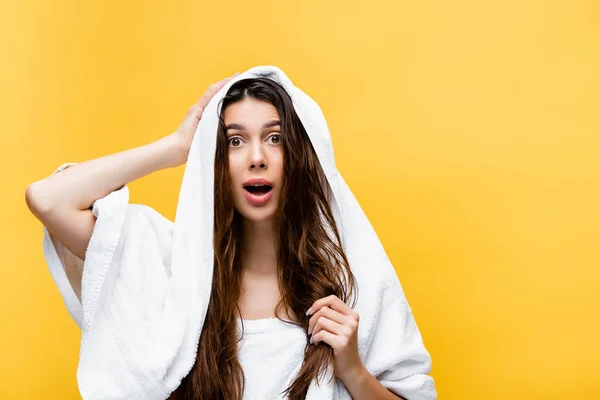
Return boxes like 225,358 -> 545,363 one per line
243,184 -> 273,195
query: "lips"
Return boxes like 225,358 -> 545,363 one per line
242,179 -> 274,205
243,178 -> 273,188
243,179 -> 273,194
243,185 -> 272,195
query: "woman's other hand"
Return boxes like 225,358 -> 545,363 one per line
306,294 -> 365,384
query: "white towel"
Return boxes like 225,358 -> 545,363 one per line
42,65 -> 437,399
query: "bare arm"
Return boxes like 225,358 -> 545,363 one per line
26,134 -> 182,213
25,134 -> 183,260
341,365 -> 406,400
25,73 -> 236,262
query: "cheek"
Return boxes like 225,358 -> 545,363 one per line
270,149 -> 284,173
275,157 -> 284,178
228,156 -> 244,186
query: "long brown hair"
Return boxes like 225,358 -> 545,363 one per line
169,78 -> 357,399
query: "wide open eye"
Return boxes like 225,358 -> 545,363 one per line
269,134 -> 281,144
227,136 -> 243,147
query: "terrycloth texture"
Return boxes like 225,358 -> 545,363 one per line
42,65 -> 437,399
235,317 -> 332,399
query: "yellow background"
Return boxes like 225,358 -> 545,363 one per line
2,0 -> 599,398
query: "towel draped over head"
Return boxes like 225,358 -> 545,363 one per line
42,66 -> 437,399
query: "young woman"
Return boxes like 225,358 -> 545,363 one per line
26,66 -> 437,400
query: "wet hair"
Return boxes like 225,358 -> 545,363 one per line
170,77 -> 357,400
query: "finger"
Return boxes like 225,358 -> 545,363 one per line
310,316 -> 343,344
213,73 -> 238,86
311,328 -> 339,347
307,294 -> 355,318
214,72 -> 239,87
186,104 -> 205,117
196,83 -> 225,106
308,306 -> 345,335
307,295 -> 349,316
194,74 -> 239,108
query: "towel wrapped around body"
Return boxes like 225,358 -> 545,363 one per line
42,66 -> 437,400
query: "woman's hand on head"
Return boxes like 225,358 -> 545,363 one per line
171,72 -> 240,165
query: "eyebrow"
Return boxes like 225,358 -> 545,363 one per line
225,120 -> 281,132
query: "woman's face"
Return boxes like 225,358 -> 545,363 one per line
223,97 -> 283,224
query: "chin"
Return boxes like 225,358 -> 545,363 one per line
237,206 -> 277,224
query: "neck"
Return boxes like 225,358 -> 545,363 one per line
241,218 -> 278,275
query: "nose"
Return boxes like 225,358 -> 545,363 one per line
249,142 -> 267,170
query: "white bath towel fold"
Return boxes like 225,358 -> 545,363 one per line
42,66 -> 437,399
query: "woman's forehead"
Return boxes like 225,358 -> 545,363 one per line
223,99 -> 281,129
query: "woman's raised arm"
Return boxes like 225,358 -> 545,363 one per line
25,72 -> 238,260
